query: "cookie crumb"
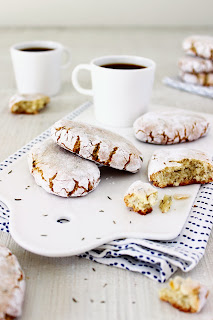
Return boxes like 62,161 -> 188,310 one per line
159,195 -> 172,213
173,194 -> 190,200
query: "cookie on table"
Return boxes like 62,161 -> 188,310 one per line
9,93 -> 50,114
148,148 -> 213,188
133,111 -> 209,144
124,181 -> 158,215
159,276 -> 209,313
51,119 -> 142,173
178,56 -> 213,73
179,70 -> 213,87
0,245 -> 25,320
182,35 -> 213,60
28,139 -> 100,197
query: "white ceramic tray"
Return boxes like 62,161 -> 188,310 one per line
1,104 -> 212,257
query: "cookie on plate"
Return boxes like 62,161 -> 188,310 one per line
148,148 -> 213,188
133,111 -> 209,144
0,245 -> 25,320
124,181 -> 158,215
28,139 -> 100,197
182,35 -> 213,60
159,276 -> 209,313
51,119 -> 142,173
178,56 -> 213,74
9,93 -> 50,114
179,70 -> 213,87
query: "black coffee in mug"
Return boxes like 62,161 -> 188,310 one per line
100,63 -> 146,70
20,47 -> 54,52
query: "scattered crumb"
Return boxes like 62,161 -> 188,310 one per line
132,301 -> 136,304
100,301 -> 105,303
92,268 -> 96,272
8,170 -> 12,174
113,220 -> 116,224
107,196 -> 112,200
159,195 -> 172,213
42,214 -> 48,217
103,283 -> 107,288
96,237 -> 101,239
193,205 -> 198,207
90,299 -> 94,303
14,198 -> 22,201
40,234 -> 47,237
173,194 -> 190,200
72,298 -> 78,303
99,210 -> 104,212
81,237 -> 85,241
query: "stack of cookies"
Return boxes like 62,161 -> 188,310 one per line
178,35 -> 213,87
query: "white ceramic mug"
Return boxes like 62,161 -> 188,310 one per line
72,55 -> 156,127
10,40 -> 71,96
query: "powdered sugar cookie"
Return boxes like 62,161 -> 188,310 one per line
51,119 -> 142,173
28,139 -> 100,197
133,111 -> 209,144
124,181 -> 158,215
159,276 -> 209,313
179,70 -> 213,87
9,93 -> 50,114
148,148 -> 213,188
0,245 -> 25,320
183,35 -> 213,60
178,56 -> 213,73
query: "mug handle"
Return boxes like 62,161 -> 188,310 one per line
61,47 -> 72,69
72,64 -> 93,96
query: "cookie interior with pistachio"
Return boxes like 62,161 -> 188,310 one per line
9,93 -> 50,114
148,148 -> 213,188
51,119 -> 143,173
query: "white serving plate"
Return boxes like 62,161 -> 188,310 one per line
1,104 -> 211,257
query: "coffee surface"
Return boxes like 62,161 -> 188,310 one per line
20,47 -> 54,52
100,63 -> 146,70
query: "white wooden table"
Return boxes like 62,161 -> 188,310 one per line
0,27 -> 213,320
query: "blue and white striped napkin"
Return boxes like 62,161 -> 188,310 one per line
1,102 -> 213,283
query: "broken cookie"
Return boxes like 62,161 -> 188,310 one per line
159,195 -> 172,213
9,93 -> 50,114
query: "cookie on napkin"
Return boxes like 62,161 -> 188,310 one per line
148,148 -> 213,188
9,93 -> 50,114
182,35 -> 213,60
133,111 -> 209,144
178,56 -> 213,74
28,139 -> 100,197
0,245 -> 25,320
179,71 -> 213,87
51,119 -> 142,173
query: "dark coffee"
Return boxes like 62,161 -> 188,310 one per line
100,63 -> 146,70
20,47 -> 54,52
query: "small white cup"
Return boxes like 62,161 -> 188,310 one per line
72,55 -> 155,127
10,41 -> 71,96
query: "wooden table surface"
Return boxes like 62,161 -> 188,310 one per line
0,27 -> 213,320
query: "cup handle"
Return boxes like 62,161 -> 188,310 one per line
61,47 -> 71,69
72,64 -> 93,96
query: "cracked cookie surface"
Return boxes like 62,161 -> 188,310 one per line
148,148 -> 213,188
28,139 -> 100,197
0,245 -> 25,320
51,119 -> 142,173
134,111 -> 209,144
179,70 -> 213,87
182,35 -> 213,60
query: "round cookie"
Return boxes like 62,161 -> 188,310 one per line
28,139 -> 100,197
133,111 -> 209,145
148,148 -> 213,188
179,70 -> 213,87
9,93 -> 50,114
182,35 -> 213,60
51,119 -> 142,173
0,245 -> 25,320
178,56 -> 213,74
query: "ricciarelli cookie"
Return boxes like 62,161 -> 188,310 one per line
9,93 -> 50,114
133,111 -> 209,144
178,56 -> 213,73
51,119 -> 142,173
0,245 -> 25,320
28,139 -> 100,197
148,148 -> 213,188
183,35 -> 213,60
179,70 -> 213,87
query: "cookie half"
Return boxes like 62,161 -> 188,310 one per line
178,56 -> 213,73
133,111 -> 209,144
124,181 -> 158,215
28,139 -> 100,197
159,276 -> 209,313
183,35 -> 213,60
179,70 -> 213,87
0,245 -> 25,320
51,119 -> 142,173
9,93 -> 50,114
148,148 -> 213,188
